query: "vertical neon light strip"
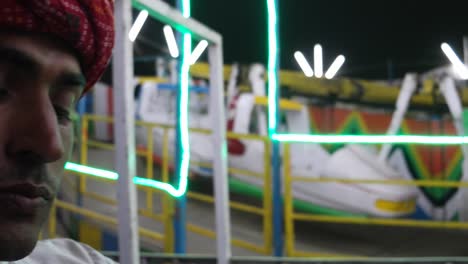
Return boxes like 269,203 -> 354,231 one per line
176,0 -> 192,197
182,0 -> 191,18
267,0 -> 278,136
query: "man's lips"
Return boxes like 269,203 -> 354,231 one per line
0,183 -> 53,200
0,183 -> 53,216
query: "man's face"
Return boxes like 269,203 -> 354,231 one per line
0,32 -> 84,260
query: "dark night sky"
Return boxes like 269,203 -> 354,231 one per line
136,0 -> 468,80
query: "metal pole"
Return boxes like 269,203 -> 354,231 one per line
113,0 -> 140,263
463,36 -> 468,66
209,42 -> 231,264
270,0 -> 283,257
272,144 -> 282,257
173,0 -> 187,254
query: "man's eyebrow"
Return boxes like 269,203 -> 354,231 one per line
0,46 -> 40,75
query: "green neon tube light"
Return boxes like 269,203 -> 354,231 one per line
175,0 -> 191,196
174,31 -> 191,197
267,0 -> 278,136
272,134 -> 468,145
65,162 -> 186,197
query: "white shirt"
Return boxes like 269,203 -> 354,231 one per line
0,238 -> 116,264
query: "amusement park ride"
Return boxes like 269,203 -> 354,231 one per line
89,59 -> 468,219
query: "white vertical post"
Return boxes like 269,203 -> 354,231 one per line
208,42 -> 231,264
113,0 -> 140,263
156,57 -> 165,78
378,73 -> 417,162
463,36 -> 468,221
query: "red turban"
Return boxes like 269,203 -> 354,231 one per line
0,0 -> 115,94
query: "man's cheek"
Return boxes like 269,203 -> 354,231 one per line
61,124 -> 74,160
49,125 -> 73,189
47,163 -> 64,192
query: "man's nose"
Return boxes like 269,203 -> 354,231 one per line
6,94 -> 65,164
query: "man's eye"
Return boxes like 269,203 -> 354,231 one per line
53,105 -> 72,124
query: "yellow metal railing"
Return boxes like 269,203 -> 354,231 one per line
78,114 -> 174,252
48,200 -> 164,242
282,142 -> 468,257
72,114 -> 273,255
185,131 -> 273,255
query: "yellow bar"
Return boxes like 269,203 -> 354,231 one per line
187,192 -> 265,215
186,223 -> 215,238
162,129 -> 170,186
293,213 -> 468,229
187,192 -> 214,203
80,116 -> 89,194
186,224 -> 267,254
283,144 -> 295,256
143,62 -> 468,108
228,167 -> 264,179
55,200 -> 116,225
78,171 -> 164,195
136,77 -> 167,84
232,239 -> 268,255
87,140 -> 114,151
138,209 -> 164,222
255,96 -> 303,111
189,63 -> 232,81
83,191 -> 117,205
229,201 -> 265,216
161,129 -> 174,253
263,140 -> 273,254
189,161 -> 210,169
48,201 -> 57,238
187,127 -> 211,134
84,114 -> 114,123
291,176 -> 468,188
190,63 -> 232,81
55,200 -> 164,241
139,228 -> 164,242
375,198 -> 416,214
79,221 -> 102,250
146,126 -> 154,212
82,191 -> 166,222
135,119 -> 172,129
87,140 -> 147,158
227,131 -> 269,142
190,161 -> 264,179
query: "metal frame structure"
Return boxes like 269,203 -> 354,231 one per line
113,0 -> 230,263
114,1 -> 139,262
